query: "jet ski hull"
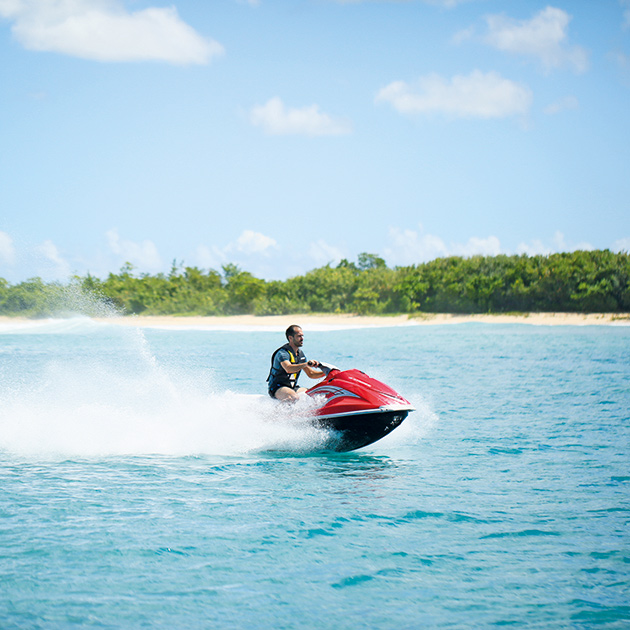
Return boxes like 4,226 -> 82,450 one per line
313,408 -> 410,452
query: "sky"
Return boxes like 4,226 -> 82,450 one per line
1,0 -> 629,283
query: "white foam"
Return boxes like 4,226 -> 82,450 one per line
0,341 -> 334,458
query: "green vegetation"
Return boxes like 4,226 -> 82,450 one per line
1,250 -> 629,318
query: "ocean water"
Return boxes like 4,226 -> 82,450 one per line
1,318 -> 629,629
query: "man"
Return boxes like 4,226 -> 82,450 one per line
267,325 -> 324,401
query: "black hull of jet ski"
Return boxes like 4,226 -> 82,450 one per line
313,408 -> 410,452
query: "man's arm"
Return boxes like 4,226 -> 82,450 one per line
279,359 -> 324,379
280,359 -> 307,375
303,361 -> 325,379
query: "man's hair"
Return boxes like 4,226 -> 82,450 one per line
286,325 -> 301,340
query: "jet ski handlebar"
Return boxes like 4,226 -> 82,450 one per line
309,361 -> 339,376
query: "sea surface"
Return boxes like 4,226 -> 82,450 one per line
1,318 -> 629,629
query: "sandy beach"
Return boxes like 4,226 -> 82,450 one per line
1,312 -> 628,330
84,312 -> 628,328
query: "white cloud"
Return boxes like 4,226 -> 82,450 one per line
382,226 -> 595,266
451,25 -> 475,45
250,97 -> 352,136
0,230 -> 16,265
555,231 -> 593,252
195,230 -> 277,271
383,226 -> 448,266
515,239 -> 552,256
482,7 -> 589,73
308,239 -> 345,266
106,229 -> 162,271
384,226 -> 602,267
544,95 -> 579,115
376,70 -> 532,119
451,235 -> 502,257
552,230 -> 567,251
0,0 -> 223,64
195,244 -> 227,270
613,237 -> 630,252
231,230 -> 277,255
622,0 -> 630,29
193,233 -> 347,279
517,231 -> 593,255
37,239 -> 71,278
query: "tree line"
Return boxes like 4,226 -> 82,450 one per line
1,250 -> 629,318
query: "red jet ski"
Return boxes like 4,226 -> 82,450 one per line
305,364 -> 414,452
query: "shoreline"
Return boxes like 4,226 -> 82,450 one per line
1,313 -> 628,330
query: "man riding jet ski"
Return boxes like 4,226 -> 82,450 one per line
267,325 -> 414,451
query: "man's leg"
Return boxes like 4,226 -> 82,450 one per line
274,386 -> 301,401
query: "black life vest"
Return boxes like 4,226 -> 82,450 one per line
267,343 -> 306,391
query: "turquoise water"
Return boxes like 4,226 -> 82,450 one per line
1,320 -> 629,629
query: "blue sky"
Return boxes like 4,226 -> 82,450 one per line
1,0 -> 629,283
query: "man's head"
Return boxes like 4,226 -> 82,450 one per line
286,325 -> 304,346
